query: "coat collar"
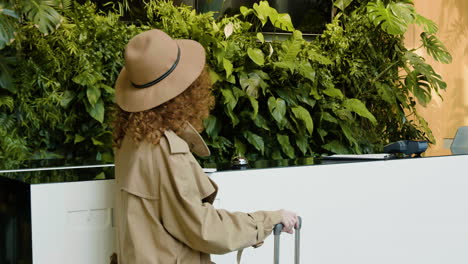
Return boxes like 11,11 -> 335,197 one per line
164,122 -> 210,157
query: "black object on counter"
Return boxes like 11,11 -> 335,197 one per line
383,140 -> 428,157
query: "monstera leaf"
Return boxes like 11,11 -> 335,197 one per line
22,0 -> 63,34
367,0 -> 412,35
404,51 -> 447,104
0,8 -> 19,49
415,14 -> 438,34
421,32 -> 452,64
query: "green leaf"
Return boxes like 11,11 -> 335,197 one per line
243,131 -> 265,155
74,134 -> 85,144
321,112 -> 338,124
308,49 -> 333,65
298,62 -> 316,82
239,72 -> 263,98
211,21 -> 220,33
322,87 -> 344,99
247,96 -> 259,118
295,133 -> 308,155
60,90 -> 75,108
367,0 -> 409,35
87,86 -> 101,105
405,71 -> 431,106
227,75 -> 236,84
209,68 -> 222,84
73,71 -> 99,86
252,1 -> 271,26
323,140 -> 350,154
334,0 -> 354,11
0,11 -> 18,49
343,99 -> 377,124
340,123 -> 358,147
271,150 -> 283,160
55,0 -> 72,11
234,138 -> 247,156
415,14 -> 438,34
222,58 -> 233,77
272,13 -> 294,32
282,33 -> 302,62
240,6 -> 253,17
309,84 -> 321,100
23,0 -> 63,34
273,61 -> 296,72
203,115 -> 221,138
220,88 -> 237,110
251,113 -> 270,131
100,84 -> 114,94
232,87 -> 245,100
0,95 -> 13,111
268,97 -> 287,126
94,172 -> 106,180
247,48 -> 265,66
85,98 -> 105,123
317,128 -> 328,141
421,33 -> 452,64
0,8 -> 19,19
296,85 -> 316,108
291,106 -> 314,135
375,82 -> 396,104
335,109 -> 354,121
225,108 -> 240,127
220,87 -> 242,126
276,88 -> 298,105
404,51 -> 446,93
257,32 -> 265,43
277,134 -> 295,159
389,2 -> 414,24
92,137 -> 104,146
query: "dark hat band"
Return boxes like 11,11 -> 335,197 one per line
131,45 -> 181,89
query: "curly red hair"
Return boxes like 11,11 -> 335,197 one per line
113,67 -> 214,148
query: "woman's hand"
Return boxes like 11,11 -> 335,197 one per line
279,209 -> 298,234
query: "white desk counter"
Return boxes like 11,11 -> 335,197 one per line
1,155 -> 467,264
210,155 -> 468,264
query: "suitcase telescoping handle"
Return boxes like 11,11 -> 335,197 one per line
273,216 -> 302,264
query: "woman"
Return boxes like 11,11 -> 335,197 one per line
112,29 -> 298,264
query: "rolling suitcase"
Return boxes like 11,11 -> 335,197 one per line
273,216 -> 302,264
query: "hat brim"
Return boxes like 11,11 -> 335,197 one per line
115,39 -> 206,112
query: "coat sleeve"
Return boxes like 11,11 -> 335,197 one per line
157,151 -> 282,255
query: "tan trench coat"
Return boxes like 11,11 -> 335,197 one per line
114,123 -> 282,264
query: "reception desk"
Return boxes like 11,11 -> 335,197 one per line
1,155 -> 468,264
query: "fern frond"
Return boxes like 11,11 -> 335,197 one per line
0,95 -> 14,111
0,112 -> 16,131
53,0 -> 72,10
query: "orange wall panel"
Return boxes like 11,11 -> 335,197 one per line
406,0 -> 468,156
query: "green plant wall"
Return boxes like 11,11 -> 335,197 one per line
0,0 -> 451,169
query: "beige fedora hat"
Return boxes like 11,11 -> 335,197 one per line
115,29 -> 206,112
